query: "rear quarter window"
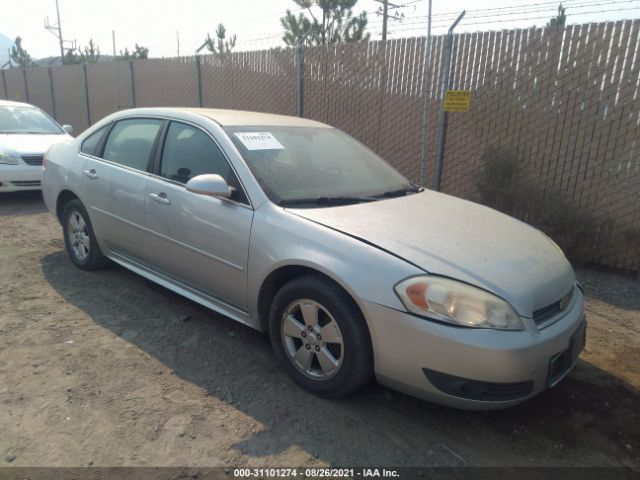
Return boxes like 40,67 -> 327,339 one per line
80,125 -> 109,156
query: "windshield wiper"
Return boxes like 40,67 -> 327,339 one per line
278,196 -> 376,206
373,186 -> 422,198
279,187 -> 423,206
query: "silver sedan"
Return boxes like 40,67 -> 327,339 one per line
42,108 -> 586,409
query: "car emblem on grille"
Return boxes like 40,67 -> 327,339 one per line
559,293 -> 571,310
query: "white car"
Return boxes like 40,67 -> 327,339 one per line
0,100 -> 73,192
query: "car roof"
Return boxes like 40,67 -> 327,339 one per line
117,107 -> 331,128
0,100 -> 37,108
189,109 -> 330,128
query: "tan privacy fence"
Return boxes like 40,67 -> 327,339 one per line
2,20 -> 639,271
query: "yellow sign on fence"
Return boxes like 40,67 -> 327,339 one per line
444,90 -> 471,112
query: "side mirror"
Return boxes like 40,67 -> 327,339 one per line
185,174 -> 231,199
62,124 -> 73,134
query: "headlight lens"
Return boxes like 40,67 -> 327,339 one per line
0,153 -> 20,165
395,276 -> 524,330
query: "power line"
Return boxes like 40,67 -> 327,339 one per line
230,1 -> 640,48
367,0 -> 639,25
370,0 -> 639,28
444,0 -> 634,15
385,5 -> 640,33
373,0 -> 406,41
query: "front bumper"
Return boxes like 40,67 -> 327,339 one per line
363,287 -> 586,410
0,164 -> 43,192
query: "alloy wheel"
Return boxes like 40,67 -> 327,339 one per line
67,210 -> 90,261
281,299 -> 344,380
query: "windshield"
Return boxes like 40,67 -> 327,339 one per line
226,126 -> 415,205
0,107 -> 63,135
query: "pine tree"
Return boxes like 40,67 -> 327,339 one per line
547,3 -> 567,28
204,24 -> 236,57
117,44 -> 149,60
81,39 -> 100,63
133,44 -> 148,59
10,37 -> 34,67
62,48 -> 82,65
281,0 -> 369,47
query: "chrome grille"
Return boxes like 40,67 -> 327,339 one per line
533,287 -> 575,326
21,155 -> 44,166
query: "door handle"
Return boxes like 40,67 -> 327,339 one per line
149,192 -> 171,205
83,169 -> 99,179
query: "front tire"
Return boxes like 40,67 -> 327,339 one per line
62,199 -> 107,270
269,274 -> 373,398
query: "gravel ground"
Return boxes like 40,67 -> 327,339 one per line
0,191 -> 639,469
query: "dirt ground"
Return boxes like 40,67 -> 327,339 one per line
0,190 -> 639,469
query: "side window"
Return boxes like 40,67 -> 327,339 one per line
160,122 -> 231,184
103,118 -> 163,171
80,125 -> 108,156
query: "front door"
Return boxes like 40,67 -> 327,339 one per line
143,121 -> 253,310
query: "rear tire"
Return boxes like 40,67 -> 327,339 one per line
269,274 -> 373,398
62,199 -> 108,270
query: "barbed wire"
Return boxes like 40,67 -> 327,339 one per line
386,5 -> 640,34
231,0 -> 640,49
367,0 -> 640,25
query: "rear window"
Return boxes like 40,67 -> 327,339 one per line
102,118 -> 163,171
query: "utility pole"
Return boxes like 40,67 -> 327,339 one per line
44,0 -> 73,64
374,0 -> 404,41
112,30 -> 116,58
381,0 -> 389,41
54,0 -> 64,61
176,31 -> 180,57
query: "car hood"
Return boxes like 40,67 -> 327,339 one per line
0,133 -> 71,156
287,190 -> 575,317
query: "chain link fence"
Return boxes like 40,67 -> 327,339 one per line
1,20 -> 638,271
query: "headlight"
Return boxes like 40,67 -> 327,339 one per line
394,276 -> 524,330
0,153 -> 19,165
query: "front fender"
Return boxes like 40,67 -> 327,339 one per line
246,203 -> 422,330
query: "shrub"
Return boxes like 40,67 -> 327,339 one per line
476,146 -> 610,264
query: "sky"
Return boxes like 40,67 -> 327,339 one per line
2,0 -> 640,60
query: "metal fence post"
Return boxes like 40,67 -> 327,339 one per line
195,55 -> 203,107
1,70 -> 7,99
48,67 -> 57,119
295,44 -> 304,117
22,67 -> 29,103
82,63 -> 91,126
434,10 -> 465,192
128,60 -> 136,107
418,0 -> 433,187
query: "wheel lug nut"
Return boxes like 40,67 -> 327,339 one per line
301,332 -> 306,337
305,344 -> 311,350
315,346 -> 320,352
308,326 -> 313,331
316,335 -> 321,340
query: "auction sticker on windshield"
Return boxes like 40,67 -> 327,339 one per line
234,132 -> 285,150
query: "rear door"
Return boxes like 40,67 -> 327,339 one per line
143,120 -> 253,310
80,117 -> 164,262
